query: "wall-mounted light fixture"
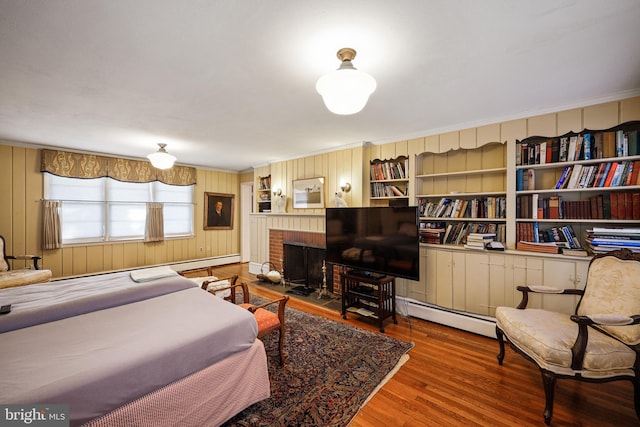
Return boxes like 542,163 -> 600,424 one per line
273,188 -> 283,197
340,182 -> 352,193
316,48 -> 377,115
147,143 -> 176,169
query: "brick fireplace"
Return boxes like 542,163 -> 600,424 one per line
268,229 -> 343,295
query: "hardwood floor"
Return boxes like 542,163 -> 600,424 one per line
209,263 -> 638,427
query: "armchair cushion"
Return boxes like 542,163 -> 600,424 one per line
576,255 -> 640,345
0,269 -> 52,289
496,307 -> 636,379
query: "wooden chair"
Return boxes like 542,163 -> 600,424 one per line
211,281 -> 289,365
0,235 -> 51,289
495,249 -> 640,425
178,268 -> 238,299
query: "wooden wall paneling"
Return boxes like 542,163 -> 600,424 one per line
557,108 -> 583,134
327,151 -> 338,207
0,145 -> 12,241
72,246 -> 87,276
46,249 -> 63,277
24,148 -> 42,261
583,101 -> 619,130
476,123 -> 501,147
103,244 -> 113,272
123,243 -> 138,269
439,131 -> 459,152
195,169 -> 207,256
408,137 -> 425,157
11,148 -> 27,267
86,245 -> 104,273
527,113 -> 556,137
620,96 -> 640,122
61,247 -> 73,276
500,119 -> 527,145
446,150 -> 468,193
481,143 -> 506,192
424,134 -> 439,153
459,128 -> 477,150
465,149 -> 483,193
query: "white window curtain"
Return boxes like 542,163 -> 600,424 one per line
144,202 -> 164,242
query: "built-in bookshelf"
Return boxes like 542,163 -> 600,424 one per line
256,174 -> 271,213
515,121 -> 640,253
415,142 -> 507,246
370,156 -> 409,200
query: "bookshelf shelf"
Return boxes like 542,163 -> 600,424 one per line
369,156 -> 409,199
416,167 -> 506,179
515,122 -> 640,252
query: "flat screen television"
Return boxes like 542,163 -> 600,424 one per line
325,206 -> 420,281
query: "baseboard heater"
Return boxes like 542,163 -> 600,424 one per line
396,296 -> 497,339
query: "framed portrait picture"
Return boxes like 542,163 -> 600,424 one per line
204,192 -> 234,230
292,177 -> 325,209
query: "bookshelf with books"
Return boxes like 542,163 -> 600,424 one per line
416,142 -> 507,248
256,174 -> 271,212
515,121 -> 640,251
369,156 -> 409,200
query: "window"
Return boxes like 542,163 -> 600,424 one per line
44,173 -> 194,244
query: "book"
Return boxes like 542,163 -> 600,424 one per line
561,248 -> 589,257
603,162 -> 618,187
559,137 -> 569,162
527,169 -> 535,190
516,169 -> 524,191
603,131 -> 616,158
566,164 -> 583,189
516,241 -> 560,254
554,166 -> 571,189
583,134 -> 592,160
567,136 -> 578,161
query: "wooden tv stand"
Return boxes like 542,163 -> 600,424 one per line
340,270 -> 397,333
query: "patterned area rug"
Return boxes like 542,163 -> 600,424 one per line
222,296 -> 414,427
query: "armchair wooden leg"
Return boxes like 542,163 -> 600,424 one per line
634,376 -> 640,421
541,369 -> 556,426
495,326 -> 506,365
277,325 -> 286,365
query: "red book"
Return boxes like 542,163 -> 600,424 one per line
625,192 -> 633,219
610,193 -> 619,220
603,162 -> 618,187
633,193 -> 640,220
632,160 -> 640,185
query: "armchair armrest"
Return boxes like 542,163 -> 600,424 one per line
246,295 -> 289,324
568,314 -> 640,370
515,285 -> 584,309
7,255 -> 42,270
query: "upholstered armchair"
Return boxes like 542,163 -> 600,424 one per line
216,281 -> 289,365
0,235 -> 52,289
495,249 -> 640,425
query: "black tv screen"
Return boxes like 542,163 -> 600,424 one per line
325,206 -> 420,281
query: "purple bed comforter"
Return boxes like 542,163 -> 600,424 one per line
0,270 -> 196,333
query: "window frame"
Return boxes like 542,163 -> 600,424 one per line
44,173 -> 195,245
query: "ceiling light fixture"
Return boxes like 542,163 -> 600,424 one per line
316,48 -> 377,115
147,143 -> 176,169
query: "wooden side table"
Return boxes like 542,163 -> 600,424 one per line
340,271 -> 396,332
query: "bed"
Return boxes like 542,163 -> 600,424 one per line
0,268 -> 271,426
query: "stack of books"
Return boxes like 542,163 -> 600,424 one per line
464,233 -> 496,250
585,227 -> 640,254
516,241 -> 560,254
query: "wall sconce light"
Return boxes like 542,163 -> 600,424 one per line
340,182 -> 351,193
147,143 -> 176,169
316,48 -> 377,115
273,188 -> 283,197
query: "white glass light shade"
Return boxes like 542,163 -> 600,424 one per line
147,144 -> 176,169
316,61 -> 377,115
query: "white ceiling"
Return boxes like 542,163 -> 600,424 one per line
1,0 -> 639,172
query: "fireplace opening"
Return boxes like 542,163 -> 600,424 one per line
283,242 -> 328,296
